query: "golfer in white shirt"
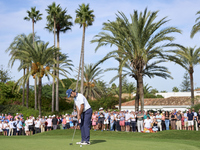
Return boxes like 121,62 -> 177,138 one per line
66,89 -> 92,145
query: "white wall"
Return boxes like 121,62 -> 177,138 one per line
155,91 -> 200,98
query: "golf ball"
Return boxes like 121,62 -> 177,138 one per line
80,145 -> 82,147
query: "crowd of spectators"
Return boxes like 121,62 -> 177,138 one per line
0,108 -> 200,136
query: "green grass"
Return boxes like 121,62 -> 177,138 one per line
0,130 -> 200,150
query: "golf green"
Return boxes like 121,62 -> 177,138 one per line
0,130 -> 200,150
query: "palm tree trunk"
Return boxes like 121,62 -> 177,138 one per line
26,67 -> 29,108
52,17 -> 56,112
135,79 -> 139,111
32,19 -> 37,110
119,70 -> 122,111
75,53 -> 82,92
81,24 -> 86,94
138,73 -> 144,111
56,30 -> 60,111
189,67 -> 194,106
34,77 -> 37,110
38,77 -> 42,116
22,68 -> 25,106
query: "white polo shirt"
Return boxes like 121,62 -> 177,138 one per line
74,93 -> 91,112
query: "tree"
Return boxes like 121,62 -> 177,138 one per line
91,8 -> 180,111
10,37 -> 71,116
191,11 -> 200,38
46,5 -> 73,112
24,7 -> 42,110
75,3 -> 95,94
0,66 -> 11,83
6,33 -> 40,107
46,2 -> 61,112
180,72 -> 191,92
167,46 -> 200,106
172,87 -> 179,92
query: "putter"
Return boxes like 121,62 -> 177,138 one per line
69,123 -> 77,145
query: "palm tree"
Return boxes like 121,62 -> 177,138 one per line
9,37 -> 71,116
75,3 -> 95,94
46,7 -> 73,112
167,46 -> 200,106
24,7 -> 42,110
92,9 -> 181,111
91,19 -> 126,110
6,33 -> 40,107
46,2 -> 61,112
191,11 -> 200,38
70,63 -> 103,100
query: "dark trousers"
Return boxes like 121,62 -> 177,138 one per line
13,128 -> 16,135
35,128 -> 40,134
131,121 -> 136,132
116,120 -> 121,131
81,108 -> 92,142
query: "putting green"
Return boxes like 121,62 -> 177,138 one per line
0,130 -> 200,150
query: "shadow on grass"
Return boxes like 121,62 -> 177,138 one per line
91,140 -> 106,144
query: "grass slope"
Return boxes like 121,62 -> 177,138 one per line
0,130 -> 200,150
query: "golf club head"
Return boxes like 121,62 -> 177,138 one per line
69,143 -> 73,145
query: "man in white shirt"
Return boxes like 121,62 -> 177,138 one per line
66,89 -> 92,145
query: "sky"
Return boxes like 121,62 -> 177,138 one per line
1,0 -> 200,92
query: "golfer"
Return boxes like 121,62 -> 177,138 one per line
66,89 -> 92,145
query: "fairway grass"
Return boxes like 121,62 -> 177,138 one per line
0,130 -> 200,150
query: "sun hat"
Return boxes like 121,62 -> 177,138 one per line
99,107 -> 103,110
66,89 -> 73,98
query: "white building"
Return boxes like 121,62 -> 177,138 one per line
155,91 -> 200,98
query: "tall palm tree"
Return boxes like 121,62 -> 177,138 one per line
24,7 -> 42,110
92,9 -> 181,111
6,33 -> 40,107
91,19 -> 126,110
46,2 -> 61,112
9,37 -> 71,116
166,46 -> 200,106
70,63 -> 103,100
191,11 -> 200,38
75,3 -> 95,94
46,7 -> 73,112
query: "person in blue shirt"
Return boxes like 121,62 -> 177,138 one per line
187,109 -> 194,130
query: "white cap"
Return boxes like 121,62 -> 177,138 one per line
99,107 -> 103,110
49,115 -> 51,117
45,116 -> 47,118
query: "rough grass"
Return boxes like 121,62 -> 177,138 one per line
0,129 -> 200,150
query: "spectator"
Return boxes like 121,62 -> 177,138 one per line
192,108 -> 198,131
3,120 -> 8,136
52,115 -> 58,130
152,118 -> 158,133
72,109 -> 78,127
130,111 -> 136,132
35,117 -> 41,133
181,112 -> 185,130
25,117 -> 30,136
165,111 -> 170,130
161,111 -> 166,130
66,114 -> 70,129
40,116 -> 45,133
115,112 -> 121,132
13,118 -> 17,135
187,109 -> 194,130
28,116 -> 34,135
143,116 -> 152,133
46,116 -> 52,131
156,112 -> 162,131
92,112 -> 97,131
176,111 -> 182,130
62,115 -> 67,129
0,120 -> 3,135
137,110 -> 144,132
184,110 -> 188,130
104,110 -> 109,131
110,112 -> 115,131
98,108 -> 105,131
8,118 -> 14,136
69,115 -> 74,129
125,111 -> 130,132
170,112 -> 177,130
17,118 -> 23,135
197,109 -> 200,130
